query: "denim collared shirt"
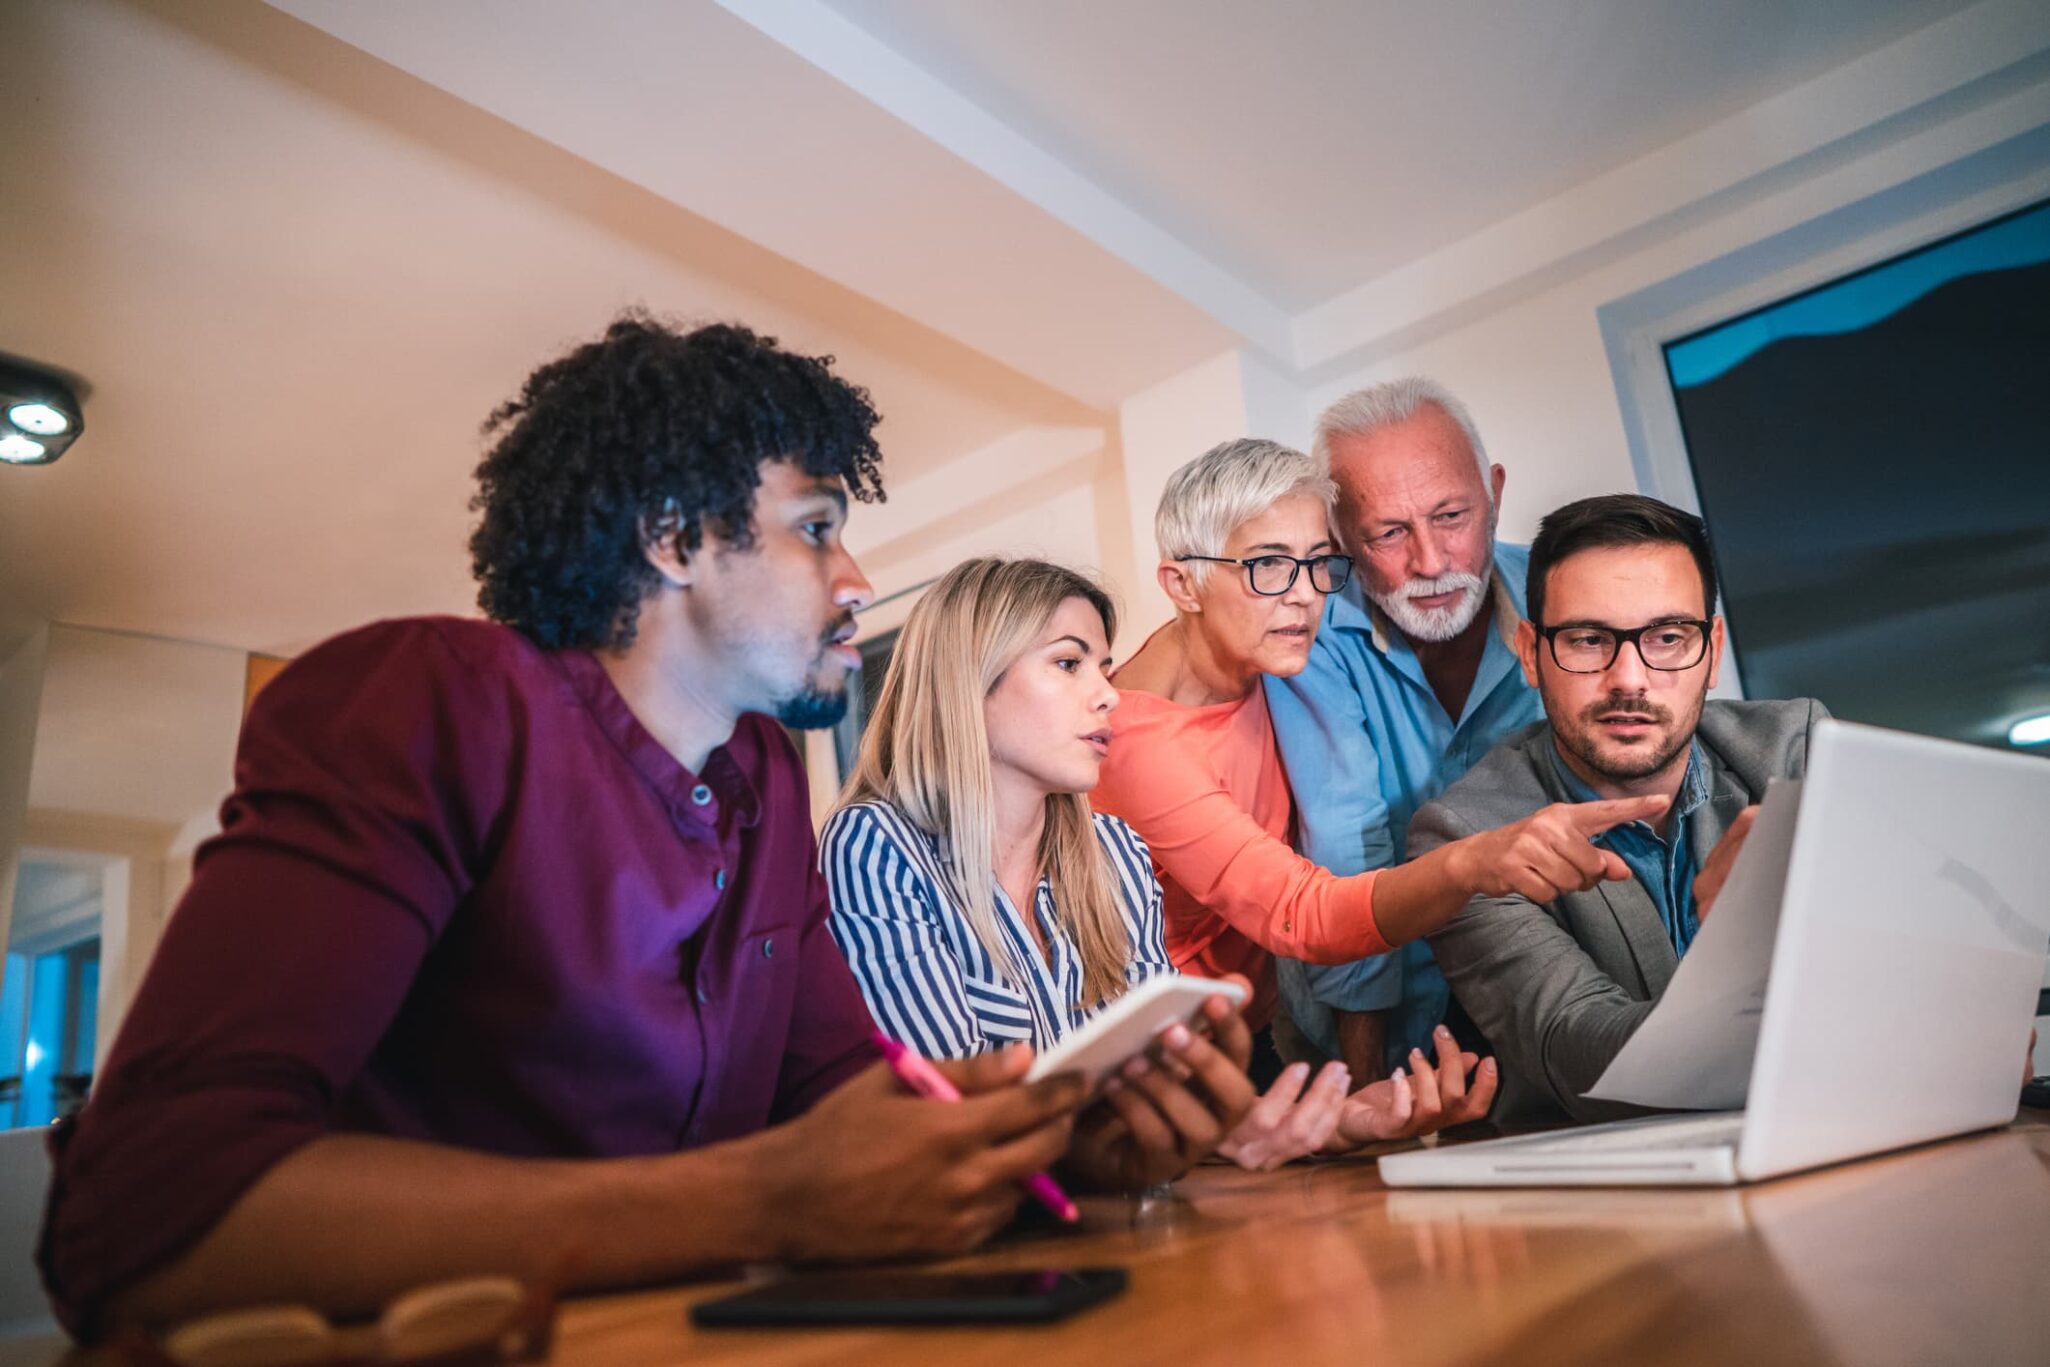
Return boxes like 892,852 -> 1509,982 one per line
1546,739 -> 1711,955
1265,545 -> 1544,1069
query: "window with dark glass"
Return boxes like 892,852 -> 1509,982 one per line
1664,197 -> 2050,753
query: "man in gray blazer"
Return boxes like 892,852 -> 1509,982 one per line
1413,493 -> 1826,1124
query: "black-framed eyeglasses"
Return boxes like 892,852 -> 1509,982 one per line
1176,553 -> 1353,596
1537,620 -> 1712,673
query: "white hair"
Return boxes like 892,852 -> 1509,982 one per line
1312,377 -> 1491,494
1154,438 -> 1334,583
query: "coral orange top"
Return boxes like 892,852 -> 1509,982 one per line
1091,685 -> 1390,1030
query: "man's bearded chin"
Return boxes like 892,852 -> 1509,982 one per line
1371,570 -> 1489,643
774,615 -> 858,729
773,680 -> 850,730
1554,695 -> 1689,782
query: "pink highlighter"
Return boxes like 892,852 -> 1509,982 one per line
871,1032 -> 1080,1224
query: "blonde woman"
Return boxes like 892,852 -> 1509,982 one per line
825,557 -> 1256,1189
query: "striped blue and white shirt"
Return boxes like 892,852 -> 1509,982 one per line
822,799 -> 1173,1059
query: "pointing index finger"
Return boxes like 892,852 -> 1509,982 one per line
1569,794 -> 1670,835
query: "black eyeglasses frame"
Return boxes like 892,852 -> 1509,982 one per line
1535,619 -> 1713,673
1175,553 -> 1354,597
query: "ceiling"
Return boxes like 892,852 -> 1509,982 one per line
0,0 -> 1101,654
826,0 -> 1972,310
0,0 -> 2012,663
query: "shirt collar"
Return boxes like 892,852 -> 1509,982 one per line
549,648 -> 763,830
1545,735 -> 1710,837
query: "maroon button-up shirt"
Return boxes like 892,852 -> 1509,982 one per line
37,617 -> 879,1334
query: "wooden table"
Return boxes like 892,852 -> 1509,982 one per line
549,1113 -> 2050,1366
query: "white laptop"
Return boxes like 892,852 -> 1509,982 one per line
1381,718 -> 2050,1188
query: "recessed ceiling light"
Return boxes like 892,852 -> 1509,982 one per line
7,401 -> 69,435
2010,713 -> 2050,747
0,433 -> 48,464
0,356 -> 85,465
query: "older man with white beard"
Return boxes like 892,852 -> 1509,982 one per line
1264,379 -> 1544,1083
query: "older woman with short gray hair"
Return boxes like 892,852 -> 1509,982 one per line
1094,437 -> 1532,1166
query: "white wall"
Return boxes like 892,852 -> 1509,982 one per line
1113,350 -> 1250,637
0,623 -> 50,958
15,627 -> 239,1065
811,429 -> 1124,814
1307,283 -> 1637,548
30,627 -> 247,829
1112,347 -> 1313,640
850,445 -> 1117,641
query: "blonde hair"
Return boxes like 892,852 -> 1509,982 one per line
840,558 -> 1134,1008
1155,438 -> 1335,585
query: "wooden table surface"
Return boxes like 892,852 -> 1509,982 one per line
549,1113 -> 2050,1367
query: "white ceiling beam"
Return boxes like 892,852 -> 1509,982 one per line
713,0 -> 1295,365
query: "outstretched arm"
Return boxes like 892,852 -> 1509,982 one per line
1374,793 -> 1670,943
1091,724 -> 1391,964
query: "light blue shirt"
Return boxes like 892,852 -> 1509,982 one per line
1547,738 -> 1710,955
821,799 -> 1173,1059
1265,543 -> 1544,1070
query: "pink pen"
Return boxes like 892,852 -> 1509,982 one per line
871,1032 -> 1080,1224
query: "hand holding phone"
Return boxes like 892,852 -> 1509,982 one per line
1025,975 -> 1251,1092
1054,975 -> 1259,1192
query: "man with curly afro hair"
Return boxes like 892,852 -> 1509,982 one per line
39,315 -> 1100,1337
469,313 -> 886,729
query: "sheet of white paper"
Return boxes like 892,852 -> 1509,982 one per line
1584,777 -> 1803,1110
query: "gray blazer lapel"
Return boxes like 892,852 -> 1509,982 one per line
1530,732 -> 1680,998
1592,877 -> 1680,998
1694,756 -> 1752,853
1689,744 -> 1756,893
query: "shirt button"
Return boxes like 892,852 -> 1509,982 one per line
761,938 -> 776,960
714,868 -> 727,891
690,784 -> 713,806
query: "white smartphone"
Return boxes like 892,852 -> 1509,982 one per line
1024,974 -> 1250,1091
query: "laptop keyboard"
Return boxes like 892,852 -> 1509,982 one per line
1508,1114 -> 1745,1153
